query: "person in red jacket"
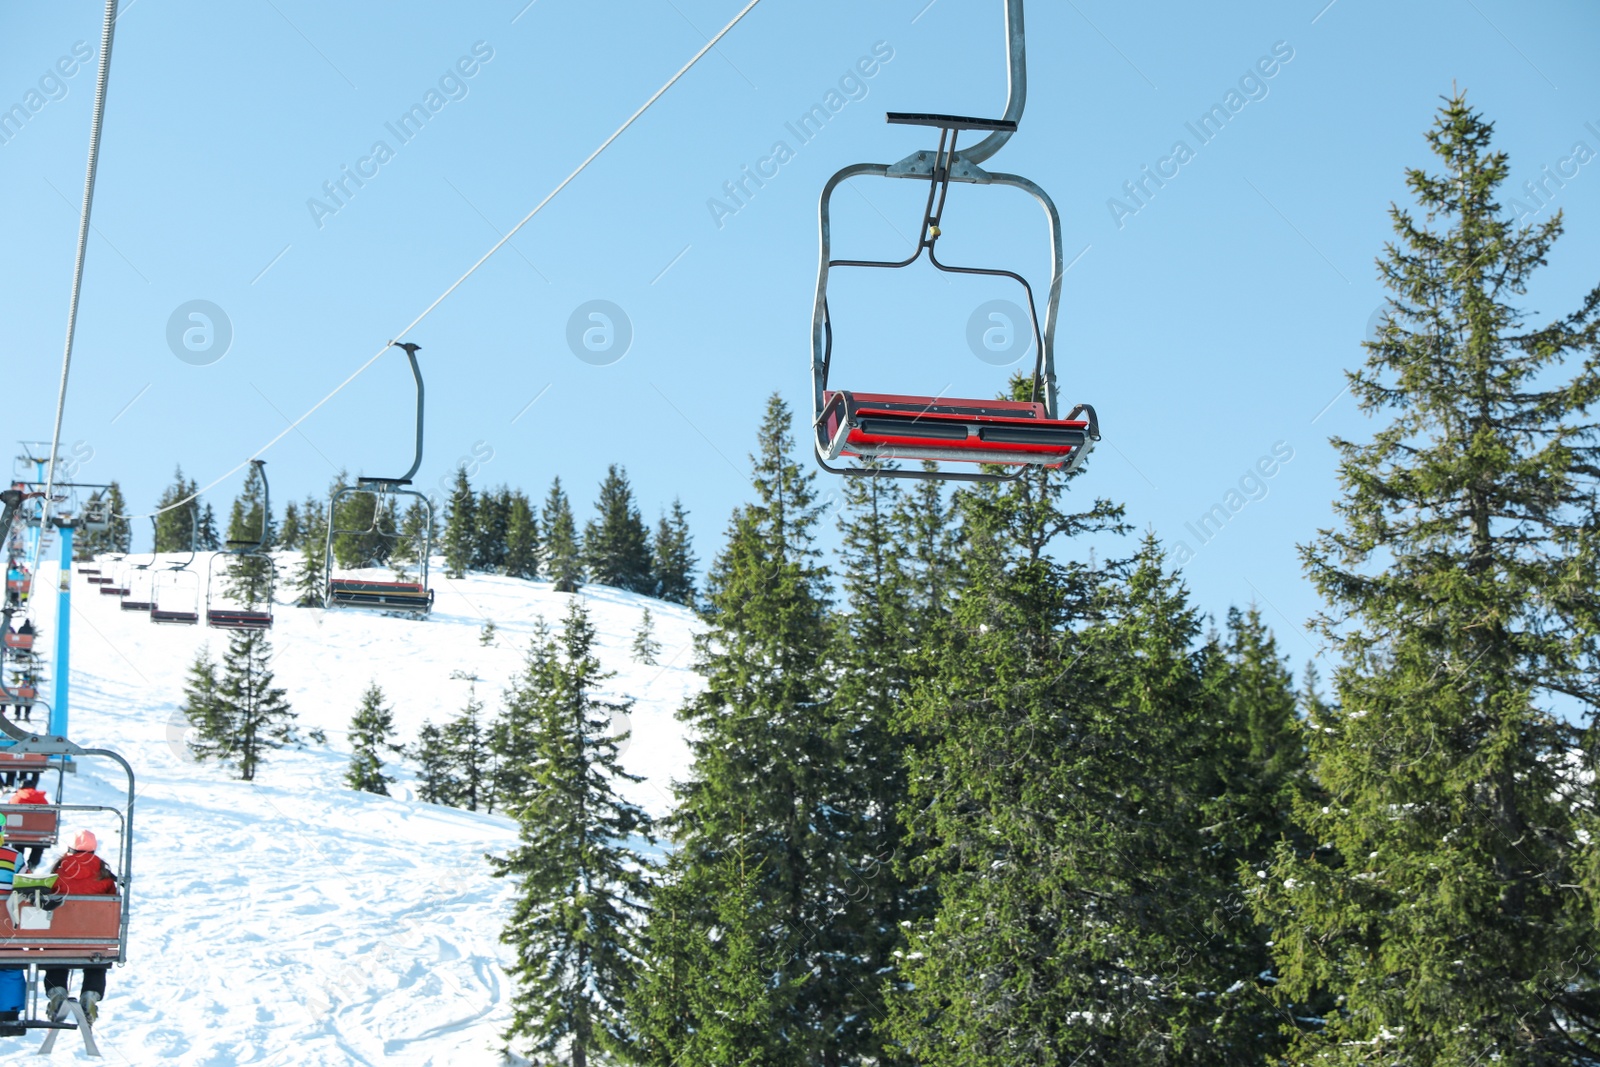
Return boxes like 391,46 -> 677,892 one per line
43,830 -> 118,1025
5,780 -> 47,870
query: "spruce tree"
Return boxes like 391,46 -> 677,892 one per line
583,465 -> 653,592
154,468 -> 198,552
492,620 -> 556,813
504,492 -> 539,580
890,463 -> 961,636
651,498 -> 697,607
223,462 -> 274,608
885,422 -> 1157,1065
179,647 -> 228,764
474,487 -> 511,572
294,533 -> 326,608
491,600 -> 653,1067
411,721 -> 458,805
627,846 -> 799,1067
278,500 -> 302,551
201,629 -> 297,781
443,680 -> 490,812
664,393 -> 838,1065
197,502 -> 221,551
441,466 -> 476,580
1254,94 -> 1600,1063
541,477 -> 583,593
345,682 -> 402,794
393,498 -> 436,569
631,608 -> 661,665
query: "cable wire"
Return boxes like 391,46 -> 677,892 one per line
127,0 -> 765,521
42,0 -> 120,525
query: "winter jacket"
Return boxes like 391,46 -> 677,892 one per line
0,844 -> 16,893
50,852 -> 116,896
6,788 -> 46,805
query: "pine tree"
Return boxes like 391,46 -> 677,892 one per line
664,394 -> 838,1064
198,629 -> 297,781
891,463 -> 961,636
345,682 -> 402,794
443,680 -> 490,812
491,599 -> 654,1067
631,608 -> 661,665
179,646 -> 228,764
492,620 -> 556,813
627,845 -> 800,1067
504,491 -> 540,580
154,468 -> 198,552
1253,95 -> 1600,1063
583,465 -> 653,593
651,498 -> 697,607
294,533 -> 326,608
885,408 -> 1155,1065
392,498 -> 436,569
541,477 -> 583,593
278,500 -> 302,551
197,502 -> 220,551
441,466 -> 476,580
474,487 -> 511,572
412,721 -> 458,805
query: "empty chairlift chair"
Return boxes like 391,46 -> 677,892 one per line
809,0 -> 1098,483
150,509 -> 200,624
205,462 -> 275,631
324,342 -> 435,618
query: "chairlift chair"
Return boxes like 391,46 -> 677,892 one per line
809,0 -> 1098,483
205,461 -> 275,631
324,342 -> 435,617
0,713 -> 133,1057
150,509 -> 200,624
0,749 -> 66,850
118,537 -> 157,613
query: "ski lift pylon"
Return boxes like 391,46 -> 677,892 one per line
809,0 -> 1098,483
324,342 -> 435,617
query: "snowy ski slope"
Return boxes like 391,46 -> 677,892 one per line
7,556 -> 703,1065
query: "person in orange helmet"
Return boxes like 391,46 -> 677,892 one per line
42,830 -> 118,1025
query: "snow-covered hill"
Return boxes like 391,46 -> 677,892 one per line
7,556 -> 704,1065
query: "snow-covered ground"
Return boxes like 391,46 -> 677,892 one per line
6,555 -> 703,1065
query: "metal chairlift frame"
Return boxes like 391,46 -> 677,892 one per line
809,0 -> 1098,483
323,343 -> 435,617
117,530 -> 157,613
150,508 -> 200,625
0,710 -> 133,1058
205,461 -> 275,631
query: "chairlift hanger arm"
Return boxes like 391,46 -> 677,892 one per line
359,342 -> 425,488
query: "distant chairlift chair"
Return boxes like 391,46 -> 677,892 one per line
205,462 -> 275,631
324,342 -> 435,617
150,511 -> 200,625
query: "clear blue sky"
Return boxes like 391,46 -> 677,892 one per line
4,0 -> 1599,680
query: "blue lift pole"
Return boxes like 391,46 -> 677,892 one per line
52,523 -> 73,739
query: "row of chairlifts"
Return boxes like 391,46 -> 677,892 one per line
0,488 -> 132,1054
809,0 -> 1098,484
85,466 -> 274,631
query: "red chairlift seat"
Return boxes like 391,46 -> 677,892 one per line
820,391 -> 1092,469
0,896 -> 123,963
120,600 -> 154,612
326,578 -> 434,612
78,567 -> 101,577
0,802 -> 59,847
150,608 -> 199,625
97,584 -> 127,597
2,632 -> 31,652
206,609 -> 273,631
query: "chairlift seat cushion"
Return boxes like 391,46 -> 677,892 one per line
151,609 -> 200,625
120,601 -> 154,612
822,391 -> 1089,467
1,634 -> 31,651
207,610 -> 273,631
327,579 -> 433,611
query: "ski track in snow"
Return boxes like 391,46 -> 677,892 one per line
6,557 -> 702,1065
